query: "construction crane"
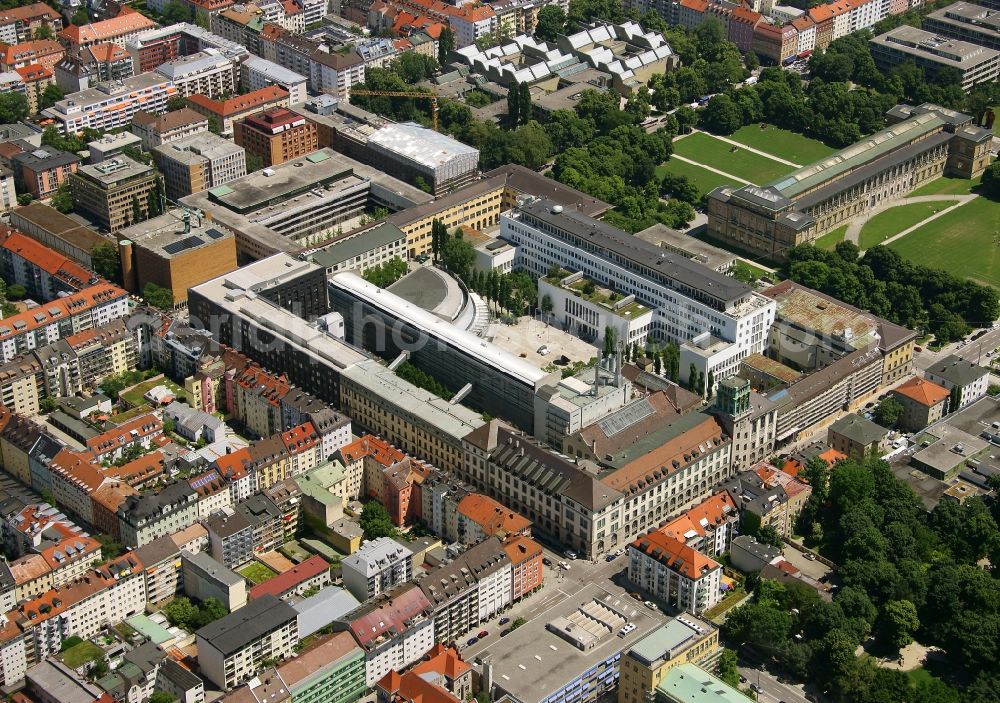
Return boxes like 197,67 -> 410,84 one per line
349,89 -> 439,131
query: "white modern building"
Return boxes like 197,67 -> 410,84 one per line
241,56 -> 308,105
925,354 -> 990,410
500,199 -> 776,391
366,122 -> 480,194
628,531 -> 723,616
539,272 -> 653,351
42,73 -> 175,133
341,537 -> 413,602
155,49 -> 237,99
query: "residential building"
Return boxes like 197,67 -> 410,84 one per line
720,469 -> 792,538
187,86 -> 290,136
234,108 -> 318,167
57,8 -> 157,49
118,481 -> 199,548
500,199 -> 775,390
196,594 -> 298,690
924,354 -> 990,409
752,22 -> 798,63
155,49 -> 237,100
0,4 -> 62,45
0,166 -> 14,213
249,554 -> 331,600
618,618 -> 721,703
342,537 -> 413,602
707,105 -> 993,258
182,549 -> 247,611
153,133 -> 246,201
276,631 -> 365,703
456,493 -> 531,545
628,530 -> 723,616
890,376 -> 951,431
503,534 -> 543,601
309,48 -> 365,100
0,230 -> 96,302
8,203 -> 105,269
132,109 -> 209,151
240,56 -> 307,105
0,40 -> 63,72
335,583 -> 435,687
827,413 -> 890,459
67,156 -> 157,233
871,25 -> 1000,91
15,64 -> 53,115
729,533 -> 782,572
157,659 -> 205,703
10,146 -> 79,200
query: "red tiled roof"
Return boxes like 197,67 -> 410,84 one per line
658,492 -> 737,544
631,530 -> 720,580
893,376 -> 949,407
457,494 -> 531,537
0,39 -> 62,65
502,535 -> 542,566
0,282 -> 126,342
0,3 -> 61,24
1,230 -> 94,289
87,42 -> 130,62
412,644 -> 471,681
86,414 -> 162,456
14,63 -> 51,82
348,585 -> 431,648
376,670 -> 461,703
249,554 -> 329,599
339,435 -> 405,467
57,7 -> 155,46
187,86 -> 289,118
280,422 -> 319,455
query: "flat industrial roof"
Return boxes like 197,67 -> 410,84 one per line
367,121 -> 479,167
118,209 -> 233,259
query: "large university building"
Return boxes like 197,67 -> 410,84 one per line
706,104 -> 992,260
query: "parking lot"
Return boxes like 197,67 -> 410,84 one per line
781,545 -> 830,581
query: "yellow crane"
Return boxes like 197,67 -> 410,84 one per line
349,89 -> 440,131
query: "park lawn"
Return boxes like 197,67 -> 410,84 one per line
909,175 -> 981,197
119,377 -> 184,409
728,124 -> 837,166
858,202 -> 951,250
813,225 -> 848,250
673,132 -> 792,183
656,157 -> 742,194
61,641 -> 104,668
239,562 -> 277,585
889,197 -> 1000,287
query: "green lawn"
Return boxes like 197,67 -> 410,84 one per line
813,225 -> 848,250
909,175 -> 981,197
60,641 -> 104,668
119,378 -> 184,409
858,202 -> 951,250
656,157 -> 740,194
674,132 -> 793,183
239,562 -> 277,585
889,197 -> 1000,287
727,124 -> 837,166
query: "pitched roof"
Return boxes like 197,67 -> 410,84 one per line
87,42 -> 129,63
343,583 -> 432,649
1,230 -> 95,289
132,108 -> 208,132
57,7 -> 155,45
0,282 -> 126,342
187,86 -> 288,118
631,530 -> 720,580
338,434 -> 405,466
0,39 -> 62,65
658,492 -> 737,544
0,3 -> 61,24
502,535 -> 542,566
14,63 -> 51,82
926,354 -> 989,387
457,493 -> 531,537
893,376 -> 949,407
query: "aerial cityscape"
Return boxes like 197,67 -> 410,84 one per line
0,0 -> 995,702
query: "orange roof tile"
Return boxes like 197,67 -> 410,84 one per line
0,39 -> 62,65
502,535 -> 542,566
10,553 -> 51,584
658,492 -> 737,544
1,230 -> 94,289
187,86 -> 289,118
14,63 -> 51,82
57,7 -> 155,46
893,377 -> 949,407
817,448 -> 848,467
87,42 -> 130,62
411,643 -> 472,681
339,435 -> 405,467
457,494 -> 531,537
0,282 -> 126,343
86,414 -> 162,456
631,530 -> 720,580
249,554 -> 328,599
0,3 -> 61,24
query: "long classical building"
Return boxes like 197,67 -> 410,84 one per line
500,198 -> 775,390
706,104 -> 992,259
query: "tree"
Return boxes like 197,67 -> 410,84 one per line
757,524 -> 783,549
17,193 -> 32,206
706,370 -> 715,400
143,282 -> 174,310
431,218 -> 445,262
166,95 -> 189,112
50,184 -> 73,214
603,325 -> 617,358
131,195 -> 143,225
161,0 -> 191,23
360,502 -> 398,539
687,363 -> 698,391
701,94 -> 744,135
534,6 -> 566,42
39,84 -> 64,112
541,293 -> 553,319
441,230 -> 475,279
653,353 -> 662,375
393,52 -> 438,83
195,597 -> 228,627
949,385 -> 962,413
873,397 -> 904,428
6,284 -> 25,300
32,24 -> 54,40
71,8 -> 90,25
507,80 -> 521,128
246,153 -> 264,173
39,396 -> 57,414
0,92 -> 29,124
438,26 -> 455,66
163,596 -> 200,630
519,81 -> 532,125
91,243 -> 121,283
150,693 -> 177,703
878,599 -> 919,651
982,161 -> 1000,200
717,649 -> 740,689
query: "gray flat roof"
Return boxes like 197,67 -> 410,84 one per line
872,25 -> 1000,68
182,549 -> 244,587
515,198 -> 751,305
310,222 -> 404,268
118,209 -> 234,259
76,156 -> 153,186
196,594 -> 297,655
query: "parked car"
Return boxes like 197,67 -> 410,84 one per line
564,550 -> 578,560
751,684 -> 763,694
478,630 -> 489,638
644,601 -> 658,611
558,561 -> 571,570
467,637 -> 478,646
501,628 -> 512,637
804,552 -> 817,561
499,617 -> 510,625
606,554 -> 616,562
543,557 -> 552,567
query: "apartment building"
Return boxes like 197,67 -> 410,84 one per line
155,49 -> 237,99
132,109 -> 209,151
500,199 -> 775,390
924,354 -> 990,409
455,493 -> 532,545
240,56 -> 307,105
15,64 -> 53,115
890,376 -> 950,431
335,583 -> 436,687
0,4 -> 62,45
0,40 -> 63,72
10,146 -> 79,199
118,481 -> 199,548
628,531 -> 722,616
234,108 -> 318,167
44,73 -> 176,135
342,537 -> 413,602
196,594 -> 298,690
871,25 -> 1000,91
182,549 -> 247,612
58,8 -> 157,49
187,85 -> 290,136
153,133 -> 246,201
309,48 -> 365,99
618,617 -> 721,703
249,554 -> 331,600
67,156 -> 157,233
504,535 -> 543,601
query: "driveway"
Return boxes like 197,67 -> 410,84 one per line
781,546 -> 830,581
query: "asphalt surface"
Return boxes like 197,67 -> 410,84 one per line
739,661 -> 815,703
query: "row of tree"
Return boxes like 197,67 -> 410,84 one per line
782,243 -> 999,342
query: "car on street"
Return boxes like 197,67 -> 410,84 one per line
478,630 -> 489,638
804,552 -> 816,561
467,637 -> 478,646
629,592 -> 642,600
644,600 -> 658,611
564,550 -> 578,559
543,557 -> 552,566
501,628 -> 512,637
499,617 -> 510,625
751,684 -> 763,694
558,561 -> 571,570
606,554 -> 616,562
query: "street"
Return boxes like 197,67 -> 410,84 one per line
739,660 -> 816,703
